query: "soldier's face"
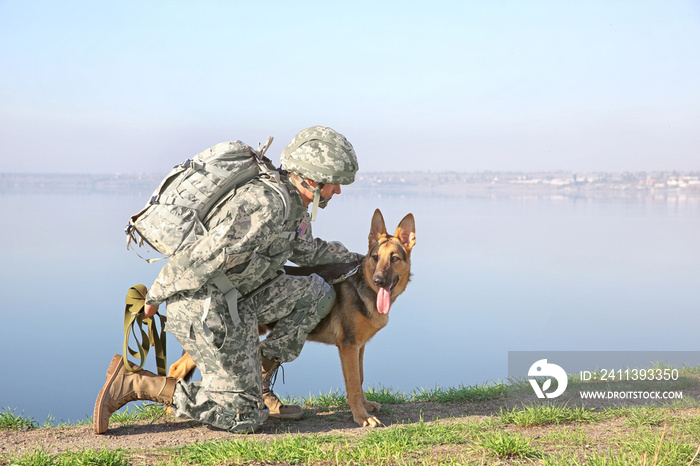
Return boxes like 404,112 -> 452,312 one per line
320,183 -> 342,200
317,183 -> 341,209
298,178 -> 342,208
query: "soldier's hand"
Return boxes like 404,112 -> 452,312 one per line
144,303 -> 159,318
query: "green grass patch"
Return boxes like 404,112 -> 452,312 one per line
65,412 -> 700,466
347,419 -> 469,464
3,448 -> 129,466
108,402 -> 168,425
622,406 -> 668,427
0,407 -> 94,430
286,381 -> 507,409
174,433 -> 341,465
499,402 -> 599,427
172,418 -> 471,465
477,431 -> 542,460
623,431 -> 700,466
285,388 -> 348,410
586,450 -> 665,466
671,417 -> 700,439
361,417 -> 468,448
0,408 -> 37,431
411,381 -> 507,403
364,385 -> 410,404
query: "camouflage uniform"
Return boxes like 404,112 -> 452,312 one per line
145,127 -> 360,432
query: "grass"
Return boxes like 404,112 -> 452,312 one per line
6,448 -> 129,466
0,403 -> 167,433
172,418 -> 472,465
285,381 -> 508,409
173,434 -> 342,465
107,402 -> 168,425
3,365 -> 700,465
0,408 -> 37,431
622,406 -> 668,427
478,431 -> 542,460
1,408 -> 97,430
498,402 -> 599,426
625,430 -> 700,466
5,405 -> 700,465
412,381 -> 508,403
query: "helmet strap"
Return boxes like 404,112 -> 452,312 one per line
300,179 -> 325,221
310,186 -> 321,221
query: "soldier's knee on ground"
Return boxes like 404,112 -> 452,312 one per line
210,406 -> 269,433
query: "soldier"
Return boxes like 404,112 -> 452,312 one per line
94,126 -> 361,434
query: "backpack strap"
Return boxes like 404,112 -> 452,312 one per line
254,136 -> 292,223
122,284 -> 168,376
210,272 -> 242,326
204,137 -> 286,322
259,177 -> 291,222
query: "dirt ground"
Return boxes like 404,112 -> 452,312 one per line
0,400 -> 500,458
3,388 -> 698,461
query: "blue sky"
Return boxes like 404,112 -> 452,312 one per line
1,0 -> 699,174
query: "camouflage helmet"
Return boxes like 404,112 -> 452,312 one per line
280,126 -> 358,185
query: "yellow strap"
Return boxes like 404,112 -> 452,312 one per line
122,284 -> 168,376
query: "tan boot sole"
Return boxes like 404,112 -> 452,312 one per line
268,407 -> 304,420
94,354 -> 123,434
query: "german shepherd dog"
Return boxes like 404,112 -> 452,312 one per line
168,209 -> 416,427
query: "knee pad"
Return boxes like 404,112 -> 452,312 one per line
315,286 -> 336,319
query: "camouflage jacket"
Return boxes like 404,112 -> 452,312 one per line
145,177 -> 361,306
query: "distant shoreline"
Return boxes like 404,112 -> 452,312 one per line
2,171 -> 699,200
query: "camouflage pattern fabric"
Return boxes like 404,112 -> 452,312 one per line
146,178 -> 359,305
280,126 -> 358,185
146,176 -> 361,431
242,273 -> 333,363
165,284 -> 268,432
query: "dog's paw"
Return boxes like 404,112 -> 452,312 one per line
364,400 -> 381,413
352,410 -> 384,427
361,415 -> 384,428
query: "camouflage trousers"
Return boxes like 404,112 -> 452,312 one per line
164,273 -> 332,432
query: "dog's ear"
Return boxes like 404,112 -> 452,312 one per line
369,209 -> 388,250
394,213 -> 416,253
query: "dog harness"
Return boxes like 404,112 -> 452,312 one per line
329,264 -> 360,285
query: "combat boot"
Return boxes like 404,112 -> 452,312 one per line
261,356 -> 304,420
94,354 -> 177,434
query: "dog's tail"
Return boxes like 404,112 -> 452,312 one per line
178,349 -> 197,382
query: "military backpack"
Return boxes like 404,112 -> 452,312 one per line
126,137 -> 291,260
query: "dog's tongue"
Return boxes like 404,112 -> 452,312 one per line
377,287 -> 392,314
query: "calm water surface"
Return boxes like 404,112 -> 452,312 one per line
1,189 -> 699,423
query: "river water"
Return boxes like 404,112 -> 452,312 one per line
1,186 -> 699,423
